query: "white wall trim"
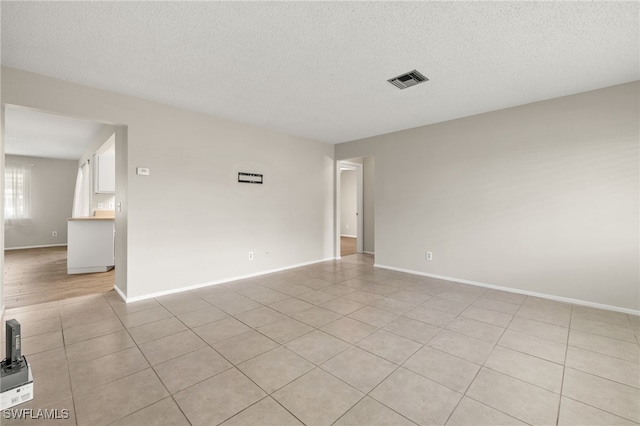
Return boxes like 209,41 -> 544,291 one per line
0,306 -> 5,323
340,234 -> 357,238
4,243 -> 67,251
374,263 -> 640,316
123,257 -> 336,303
363,251 -> 375,255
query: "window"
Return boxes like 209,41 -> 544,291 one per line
4,163 -> 32,225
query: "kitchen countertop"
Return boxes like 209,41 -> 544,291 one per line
68,217 -> 115,221
68,210 -> 115,220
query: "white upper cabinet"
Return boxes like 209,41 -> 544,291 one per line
95,153 -> 115,193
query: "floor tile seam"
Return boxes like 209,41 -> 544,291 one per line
359,337 -> 423,366
206,328 -> 282,366
516,307 -> 572,325
430,324 -> 502,349
321,358 -> 398,399
99,395 -> 180,426
566,342 -> 640,367
29,343 -> 77,421
65,343 -> 141,373
152,360 -> 235,396
405,343 -> 483,372
503,324 -> 569,345
436,294 -> 483,307
213,297 -> 329,343
479,364 -> 563,396
291,337 -> 353,367
85,366 -> 172,426
562,366 -> 640,393
401,312 -> 456,330
558,395 -> 640,425
416,301 -> 471,318
69,358 -> 150,397
235,353 -> 316,396
458,311 -> 514,328
22,332 -> 65,357
330,391 -> 418,426
160,301 -> 219,318
129,324 -> 190,346
364,367 -> 457,426
476,293 -> 526,307
470,298 -> 522,315
262,323 -> 318,346
443,366 -> 484,426
444,316 -> 507,342
556,306 -> 573,426
479,308 -> 527,363
382,322 -> 444,346
462,394 -> 536,426
568,326 -> 640,345
570,314 -> 634,331
399,354 -> 478,396
494,341 -> 566,367
227,394 -> 306,426
63,322 -> 130,347
104,308 -> 201,370
5,309 -> 62,323
321,336 -> 406,369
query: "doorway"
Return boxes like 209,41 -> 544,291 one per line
339,161 -> 362,257
337,157 -> 375,259
2,106 -> 125,309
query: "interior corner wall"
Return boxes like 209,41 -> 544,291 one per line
1,67 -> 334,300
336,81 -> 640,312
340,170 -> 357,237
4,155 -> 77,249
363,156 -> 375,253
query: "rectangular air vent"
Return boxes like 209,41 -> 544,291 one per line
388,70 -> 428,90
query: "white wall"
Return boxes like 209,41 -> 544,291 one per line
363,156 -> 375,253
4,155 -> 77,249
336,82 -> 639,312
340,170 -> 357,237
2,67 -> 335,300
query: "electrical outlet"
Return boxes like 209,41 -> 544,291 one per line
248,252 -> 254,260
108,202 -> 114,209
426,251 -> 433,261
52,231 -> 58,237
97,203 -> 104,209
346,224 -> 350,230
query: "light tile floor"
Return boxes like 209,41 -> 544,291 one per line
2,254 -> 639,425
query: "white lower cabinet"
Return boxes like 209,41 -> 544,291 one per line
67,219 -> 115,274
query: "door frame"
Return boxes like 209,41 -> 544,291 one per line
337,160 -> 364,256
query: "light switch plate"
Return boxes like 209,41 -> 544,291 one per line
136,167 -> 150,176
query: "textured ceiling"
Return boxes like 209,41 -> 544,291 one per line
2,2 -> 638,144
4,107 -> 107,160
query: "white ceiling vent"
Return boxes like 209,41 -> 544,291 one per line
388,70 -> 429,90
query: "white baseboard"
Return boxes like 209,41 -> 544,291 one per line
113,285 -> 127,303
340,234 -> 357,238
123,257 -> 337,303
4,243 -> 67,251
374,263 -> 640,316
363,251 -> 375,255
